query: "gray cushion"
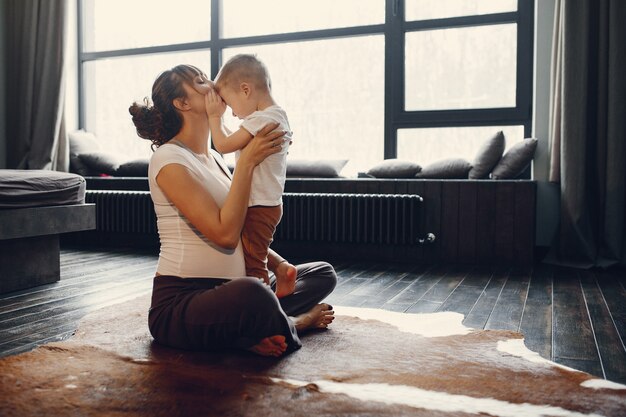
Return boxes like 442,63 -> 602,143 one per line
116,158 -> 149,177
491,138 -> 538,179
78,151 -> 124,176
286,159 -> 348,178
468,131 -> 505,179
68,130 -> 100,176
0,169 -> 86,208
416,158 -> 472,179
366,159 -> 422,178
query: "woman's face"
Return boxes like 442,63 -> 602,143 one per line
191,73 -> 212,96
181,81 -> 209,115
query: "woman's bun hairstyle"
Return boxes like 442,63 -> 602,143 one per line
129,64 -> 206,149
129,98 -> 180,149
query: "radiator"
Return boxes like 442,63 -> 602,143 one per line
85,191 -> 423,245
86,191 -> 157,234
277,193 -> 422,244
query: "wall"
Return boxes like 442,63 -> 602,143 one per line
0,0 -> 6,168
532,0 -> 560,248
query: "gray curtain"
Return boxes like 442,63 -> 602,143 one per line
548,0 -> 626,268
5,0 -> 68,171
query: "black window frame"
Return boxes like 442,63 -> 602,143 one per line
77,0 -> 534,172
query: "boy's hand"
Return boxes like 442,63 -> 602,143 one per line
192,74 -> 213,95
205,89 -> 226,118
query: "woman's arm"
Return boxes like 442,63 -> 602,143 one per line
156,123 -> 284,249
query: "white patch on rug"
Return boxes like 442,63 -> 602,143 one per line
498,339 -> 626,390
581,379 -> 626,390
271,377 -> 605,417
497,339 -> 582,373
334,306 -> 471,337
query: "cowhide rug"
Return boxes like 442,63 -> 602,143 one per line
0,293 -> 625,417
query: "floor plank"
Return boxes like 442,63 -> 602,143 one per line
596,270 -> 626,349
0,261 -> 157,315
350,269 -> 406,298
404,264 -> 467,313
485,267 -> 530,331
581,270 -> 626,381
0,277 -> 153,334
552,267 -> 603,377
419,265 -> 468,306
519,264 -> 553,360
358,279 -> 413,309
463,267 -> 509,329
438,266 -> 489,316
387,264 -> 446,311
377,265 -> 435,312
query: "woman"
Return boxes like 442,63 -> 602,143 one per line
129,64 -> 336,357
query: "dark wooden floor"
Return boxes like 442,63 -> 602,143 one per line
1,247 -> 625,383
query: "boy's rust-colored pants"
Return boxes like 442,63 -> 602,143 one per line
241,204 -> 283,284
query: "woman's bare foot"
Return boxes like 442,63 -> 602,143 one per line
293,303 -> 335,332
275,261 -> 297,298
248,335 -> 288,357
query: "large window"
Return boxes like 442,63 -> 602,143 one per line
82,0 -> 212,52
78,0 -> 533,176
221,37 -> 384,171
404,23 -> 517,111
83,50 -> 211,158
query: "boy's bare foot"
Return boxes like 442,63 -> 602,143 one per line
293,303 -> 335,332
275,261 -> 297,298
248,335 -> 288,357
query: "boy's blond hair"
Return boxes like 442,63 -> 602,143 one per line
215,54 -> 271,92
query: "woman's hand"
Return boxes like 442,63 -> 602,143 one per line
238,123 -> 286,168
204,89 -> 226,118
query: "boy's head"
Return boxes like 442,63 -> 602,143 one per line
214,54 -> 272,119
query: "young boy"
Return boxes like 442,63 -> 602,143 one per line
204,54 -> 296,298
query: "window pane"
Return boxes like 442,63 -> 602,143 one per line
405,0 -> 517,21
221,36 -> 384,176
82,0 -> 211,52
405,24 -> 517,111
397,126 -> 525,166
222,0 -> 383,38
83,50 -> 211,158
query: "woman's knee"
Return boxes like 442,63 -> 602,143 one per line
230,278 -> 290,336
295,261 -> 337,299
314,261 -> 338,292
231,277 -> 280,310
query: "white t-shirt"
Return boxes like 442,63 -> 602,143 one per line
148,143 -> 246,278
236,105 -> 292,207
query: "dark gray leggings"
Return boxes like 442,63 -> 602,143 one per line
148,261 -> 337,352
